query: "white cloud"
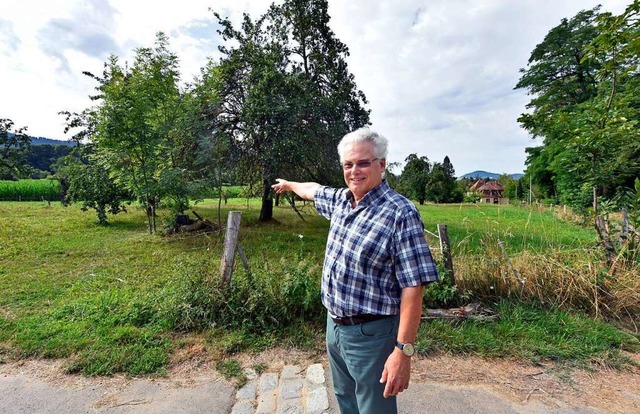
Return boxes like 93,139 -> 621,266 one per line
0,19 -> 21,56
0,0 -> 632,174
328,0 -> 630,174
37,0 -> 118,73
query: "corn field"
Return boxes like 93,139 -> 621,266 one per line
0,179 -> 61,201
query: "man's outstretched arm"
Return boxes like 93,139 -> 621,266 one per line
272,179 -> 320,201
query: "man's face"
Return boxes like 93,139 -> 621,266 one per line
342,141 -> 385,202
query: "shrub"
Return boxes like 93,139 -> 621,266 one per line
160,256 -> 324,335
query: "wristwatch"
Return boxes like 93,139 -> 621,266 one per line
396,341 -> 415,357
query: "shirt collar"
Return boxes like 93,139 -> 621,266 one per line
344,180 -> 390,206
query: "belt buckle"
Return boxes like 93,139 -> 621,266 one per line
345,316 -> 358,325
332,315 -> 354,326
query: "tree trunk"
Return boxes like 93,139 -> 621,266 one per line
146,204 -> 153,234
259,179 -> 273,222
59,176 -> 68,205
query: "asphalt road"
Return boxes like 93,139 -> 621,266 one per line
0,364 -> 604,414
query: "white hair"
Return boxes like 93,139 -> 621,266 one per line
337,127 -> 388,162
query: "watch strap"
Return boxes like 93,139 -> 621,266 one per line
396,341 -> 415,356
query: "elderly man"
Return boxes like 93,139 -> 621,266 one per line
272,127 -> 439,414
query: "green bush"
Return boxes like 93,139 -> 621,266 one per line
162,256 -> 324,334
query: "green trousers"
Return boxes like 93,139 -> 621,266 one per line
326,313 -> 400,414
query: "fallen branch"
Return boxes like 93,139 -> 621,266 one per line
421,302 -> 500,322
284,193 -> 306,222
163,218 -> 220,236
192,209 -> 204,221
109,399 -> 152,408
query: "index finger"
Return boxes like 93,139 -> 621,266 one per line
383,380 -> 394,398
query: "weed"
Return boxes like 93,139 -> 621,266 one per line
216,358 -> 246,387
253,363 -> 268,375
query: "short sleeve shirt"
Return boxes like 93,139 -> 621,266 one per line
314,180 -> 439,317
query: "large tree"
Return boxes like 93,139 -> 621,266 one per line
515,7 -> 601,204
426,156 -> 463,204
273,0 -> 371,181
0,118 -> 31,180
516,4 -> 640,206
399,154 -> 430,205
210,0 -> 370,221
581,2 -> 640,201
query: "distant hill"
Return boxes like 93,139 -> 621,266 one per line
460,170 -> 524,180
31,137 -> 75,147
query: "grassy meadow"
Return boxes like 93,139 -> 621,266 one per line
0,199 -> 638,377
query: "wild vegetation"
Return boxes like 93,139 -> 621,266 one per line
0,200 -> 638,376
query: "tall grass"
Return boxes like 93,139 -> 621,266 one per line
419,204 -> 640,321
0,179 -> 61,201
453,248 -> 640,319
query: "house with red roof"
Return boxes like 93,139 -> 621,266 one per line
472,180 -> 509,204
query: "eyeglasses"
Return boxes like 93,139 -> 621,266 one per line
342,158 -> 380,171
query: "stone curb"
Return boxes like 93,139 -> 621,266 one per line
232,364 -> 330,414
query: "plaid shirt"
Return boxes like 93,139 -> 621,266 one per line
314,180 -> 439,317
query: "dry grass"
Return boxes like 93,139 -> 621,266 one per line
453,247 -> 640,327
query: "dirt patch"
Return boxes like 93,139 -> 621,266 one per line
0,359 -> 137,390
411,352 -> 640,414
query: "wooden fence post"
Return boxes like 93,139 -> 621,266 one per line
220,211 -> 241,287
621,209 -> 629,242
437,224 -> 456,285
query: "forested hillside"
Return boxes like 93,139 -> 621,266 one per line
27,144 -> 73,176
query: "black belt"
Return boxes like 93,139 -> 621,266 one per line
331,314 -> 391,326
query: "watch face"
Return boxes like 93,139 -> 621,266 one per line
402,343 -> 415,356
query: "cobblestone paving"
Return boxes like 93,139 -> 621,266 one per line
231,364 -> 330,414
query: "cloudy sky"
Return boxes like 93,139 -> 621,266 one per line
0,0 -> 631,176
